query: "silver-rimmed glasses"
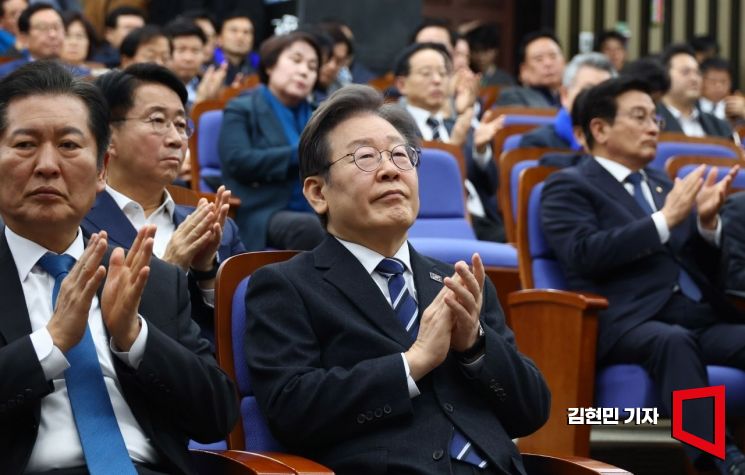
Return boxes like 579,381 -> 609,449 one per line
326,144 -> 421,172
112,115 -> 194,139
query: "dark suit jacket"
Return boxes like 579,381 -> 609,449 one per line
0,233 -> 239,475
219,89 -> 306,250
518,123 -> 570,149
245,236 -> 550,475
657,103 -> 733,138
721,191 -> 745,290
81,190 -> 246,342
540,158 -> 738,359
495,86 -> 559,108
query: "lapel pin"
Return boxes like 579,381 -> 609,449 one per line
429,272 -> 443,283
655,186 -> 663,193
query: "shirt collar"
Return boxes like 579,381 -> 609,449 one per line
334,236 -> 412,276
405,103 -> 444,127
5,225 -> 84,283
593,156 -> 648,183
106,184 -> 176,220
663,102 -> 700,120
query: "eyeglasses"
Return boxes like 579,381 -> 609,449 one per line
30,23 -> 64,34
411,67 -> 450,80
616,110 -> 665,129
326,144 -> 421,172
112,115 -> 194,139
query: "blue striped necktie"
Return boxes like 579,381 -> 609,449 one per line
626,172 -> 703,302
37,253 -> 136,475
375,258 -> 488,469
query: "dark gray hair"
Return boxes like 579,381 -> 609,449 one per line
562,52 -> 616,88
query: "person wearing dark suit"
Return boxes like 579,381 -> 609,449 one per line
721,191 -> 745,291
0,4 -> 65,79
657,44 -> 733,139
87,63 -> 246,344
494,31 -> 564,108
245,85 -> 550,475
519,52 -> 615,150
219,31 -> 326,251
394,42 -> 505,242
541,76 -> 745,474
0,61 -> 238,475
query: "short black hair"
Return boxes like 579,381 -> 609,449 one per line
661,43 -> 696,69
620,57 -> 670,96
298,85 -> 420,227
178,9 -> 216,32
104,6 -> 146,29
465,23 -> 500,52
95,62 -> 187,120
62,11 -> 100,60
0,60 -> 110,167
217,10 -> 252,34
18,3 -> 59,34
517,29 -> 561,65
318,20 -> 354,57
576,76 -> 652,149
393,41 -> 451,77
700,56 -> 732,76
595,30 -> 627,50
164,18 -> 207,45
119,25 -> 168,59
411,17 -> 456,48
690,35 -> 719,55
257,31 -> 321,85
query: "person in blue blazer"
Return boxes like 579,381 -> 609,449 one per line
83,63 -> 245,344
218,30 -> 326,251
541,76 -> 745,474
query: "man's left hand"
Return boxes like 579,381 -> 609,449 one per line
101,225 -> 155,351
697,165 -> 740,229
444,253 -> 485,352
191,185 -> 231,272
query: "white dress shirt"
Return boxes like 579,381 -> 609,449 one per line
106,185 -> 215,306
699,98 -> 726,121
661,103 -> 707,137
593,156 -> 720,246
5,226 -> 157,471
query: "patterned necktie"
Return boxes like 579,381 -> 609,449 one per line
625,173 -> 703,302
426,116 -> 442,142
375,258 -> 488,468
37,253 -> 136,475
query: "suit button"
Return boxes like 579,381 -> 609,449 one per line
356,414 -> 366,424
25,388 -> 32,395
432,449 -> 444,460
383,404 -> 392,414
443,403 -> 453,413
496,389 -> 507,401
365,411 -> 373,421
374,408 -> 383,418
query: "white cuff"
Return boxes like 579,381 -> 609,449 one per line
32,327 -> 69,380
111,316 -> 148,369
401,353 -> 421,398
652,211 -> 670,244
697,215 -> 722,247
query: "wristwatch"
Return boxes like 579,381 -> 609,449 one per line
189,258 -> 219,281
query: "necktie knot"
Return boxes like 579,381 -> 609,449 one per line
425,116 -> 440,129
626,171 -> 644,186
37,252 -> 76,278
376,257 -> 405,277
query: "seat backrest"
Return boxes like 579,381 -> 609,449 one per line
664,154 -> 743,180
515,165 -> 565,289
651,133 -> 742,171
197,110 -> 224,173
677,164 -> 745,192
188,99 -> 225,192
410,147 -> 476,239
502,134 -> 524,153
492,123 -> 541,157
215,251 -> 299,451
502,114 -> 556,127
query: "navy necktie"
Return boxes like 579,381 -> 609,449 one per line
426,116 -> 442,142
625,173 -> 703,302
375,258 -> 488,468
37,253 -> 136,475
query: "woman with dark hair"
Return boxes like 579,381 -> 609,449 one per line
219,31 -> 325,251
61,11 -> 106,75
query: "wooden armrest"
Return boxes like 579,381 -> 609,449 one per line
191,449 -> 334,474
522,453 -> 632,474
508,289 -> 608,457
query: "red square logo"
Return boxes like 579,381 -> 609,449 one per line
671,385 -> 725,460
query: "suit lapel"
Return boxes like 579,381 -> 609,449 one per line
409,243 -> 448,310
84,191 -> 137,248
0,233 -> 32,344
173,205 -> 189,227
584,159 -> 648,219
315,236 -> 412,348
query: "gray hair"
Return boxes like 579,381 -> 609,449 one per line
562,52 -> 616,88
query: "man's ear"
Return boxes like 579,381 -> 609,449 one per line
303,175 -> 328,216
589,117 -> 609,146
395,76 -> 407,94
96,152 -> 110,193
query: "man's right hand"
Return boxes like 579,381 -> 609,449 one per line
660,165 -> 705,228
161,200 -> 216,271
404,287 -> 454,381
47,232 -> 108,352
